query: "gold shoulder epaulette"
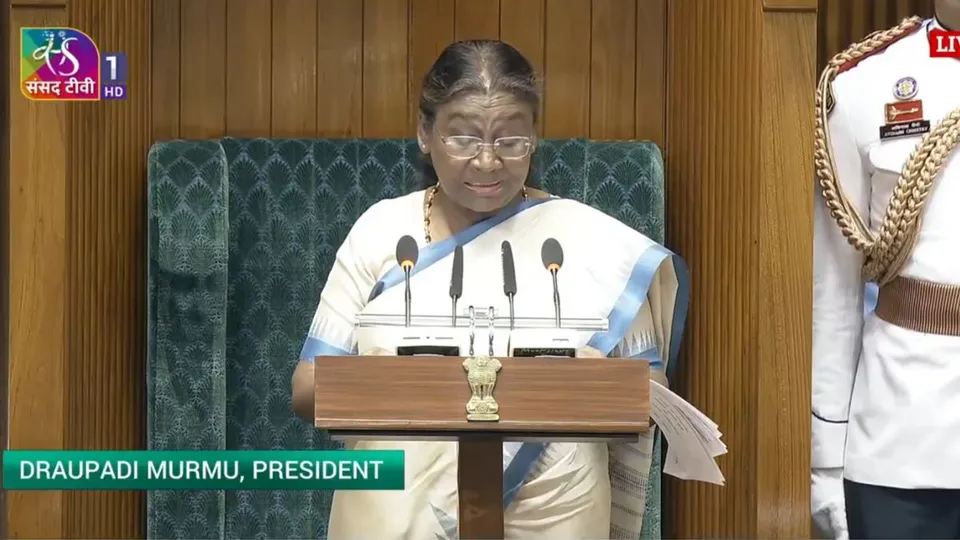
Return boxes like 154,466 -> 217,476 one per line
834,17 -> 924,75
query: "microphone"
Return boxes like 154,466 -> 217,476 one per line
395,235 -> 419,327
540,238 -> 564,328
501,241 -> 517,329
449,245 -> 464,327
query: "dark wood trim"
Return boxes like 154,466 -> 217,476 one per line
0,0 -> 12,535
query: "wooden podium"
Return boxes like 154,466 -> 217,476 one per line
314,353 -> 651,539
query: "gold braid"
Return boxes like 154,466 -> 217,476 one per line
814,16 -> 960,286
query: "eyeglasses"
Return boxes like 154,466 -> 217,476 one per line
439,135 -> 533,160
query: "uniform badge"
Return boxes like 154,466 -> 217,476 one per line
885,100 -> 923,124
880,101 -> 930,140
892,77 -> 918,100
880,78 -> 929,140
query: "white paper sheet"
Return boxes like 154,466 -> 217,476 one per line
650,380 -> 726,486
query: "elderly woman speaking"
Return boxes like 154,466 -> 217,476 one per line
291,40 -> 687,539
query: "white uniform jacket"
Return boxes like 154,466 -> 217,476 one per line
813,17 -> 960,489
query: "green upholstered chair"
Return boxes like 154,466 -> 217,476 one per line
147,137 -> 667,539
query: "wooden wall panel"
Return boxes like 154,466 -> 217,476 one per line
662,0 -> 815,537
636,0 -> 666,148
590,0 -> 637,139
151,0 -> 180,140
6,0 -> 150,537
273,0 -> 319,136
0,0 -> 10,539
150,0 -> 666,142
663,1 -> 763,534
818,0 -> 933,70
7,7 -> 68,538
758,7 -> 816,538
408,0 -> 454,131
454,0 -> 500,40
179,0 -> 225,138
318,0 -> 363,137
362,0 -> 409,137
543,0 -> 591,137
63,0 -> 151,537
226,0 -> 271,135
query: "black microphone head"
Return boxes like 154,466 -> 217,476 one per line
501,241 -> 517,296
449,245 -> 464,299
396,235 -> 419,270
541,238 -> 564,272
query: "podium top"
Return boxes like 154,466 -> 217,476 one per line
356,307 -> 608,332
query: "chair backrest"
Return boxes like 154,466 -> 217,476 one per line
147,137 -> 665,539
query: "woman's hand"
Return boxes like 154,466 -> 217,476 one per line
361,347 -> 393,356
575,346 -> 605,358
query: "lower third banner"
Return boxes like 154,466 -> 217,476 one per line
1,450 -> 404,490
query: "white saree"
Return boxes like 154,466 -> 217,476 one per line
299,190 -> 690,540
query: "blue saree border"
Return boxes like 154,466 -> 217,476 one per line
503,243 -> 691,508
368,197 -> 555,302
305,195 -> 693,512
299,336 -> 352,359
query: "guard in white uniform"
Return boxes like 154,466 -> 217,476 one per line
812,11 -> 960,540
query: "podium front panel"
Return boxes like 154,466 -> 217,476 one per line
314,355 -> 650,435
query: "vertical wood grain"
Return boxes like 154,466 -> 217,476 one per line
635,0 -> 666,146
408,0 -> 455,131
499,0 -> 544,76
272,0 -> 318,135
500,0 -> 545,135
543,0 -> 591,137
317,0 -> 364,136
180,0 -> 226,138
589,0 -> 636,138
663,0 -> 763,536
454,0 -> 500,40
226,0 -> 271,135
7,7 -> 67,539
0,1 -> 9,537
758,9 -> 815,538
362,0 -> 410,137
152,0 -> 181,140
64,0 -> 151,537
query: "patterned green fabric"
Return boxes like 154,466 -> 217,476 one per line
147,137 -> 665,540
147,141 -> 229,539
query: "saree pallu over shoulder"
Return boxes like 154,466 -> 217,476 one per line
302,194 -> 690,539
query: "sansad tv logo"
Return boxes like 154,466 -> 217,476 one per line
20,27 -> 128,101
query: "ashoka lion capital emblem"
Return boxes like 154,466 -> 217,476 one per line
462,355 -> 502,422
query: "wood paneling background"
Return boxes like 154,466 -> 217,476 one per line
6,0 -> 150,538
663,0 -> 816,537
151,0 -> 667,143
9,0 -> 928,537
0,0 -> 9,539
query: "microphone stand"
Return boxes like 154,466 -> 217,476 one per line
403,267 -> 412,328
550,269 -> 561,328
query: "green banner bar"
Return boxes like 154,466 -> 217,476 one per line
1,450 -> 404,491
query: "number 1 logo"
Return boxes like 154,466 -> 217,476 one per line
100,52 -> 127,100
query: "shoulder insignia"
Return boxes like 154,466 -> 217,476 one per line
836,19 -> 924,75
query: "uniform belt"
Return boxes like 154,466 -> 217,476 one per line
875,276 -> 960,336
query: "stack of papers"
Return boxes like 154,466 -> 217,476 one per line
649,380 -> 727,485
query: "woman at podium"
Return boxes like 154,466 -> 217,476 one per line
291,40 -> 688,539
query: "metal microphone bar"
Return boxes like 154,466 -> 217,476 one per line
355,311 -> 608,332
